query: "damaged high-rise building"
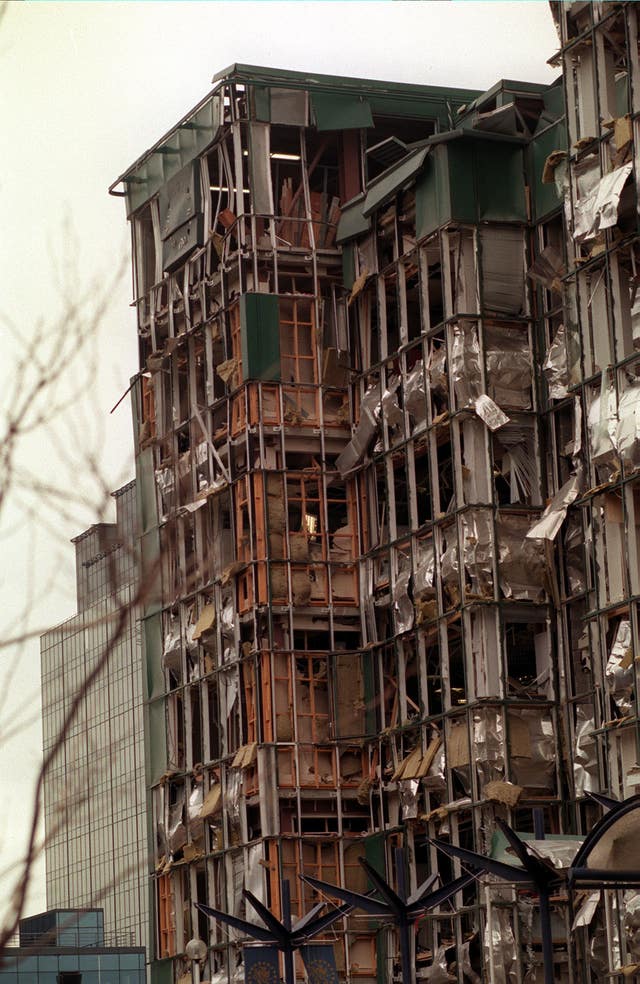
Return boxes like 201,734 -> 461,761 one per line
101,6 -> 640,979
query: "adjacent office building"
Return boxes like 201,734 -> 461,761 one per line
40,483 -> 148,953
0,908 -> 144,984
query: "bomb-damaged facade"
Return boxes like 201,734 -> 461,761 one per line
108,6 -> 640,979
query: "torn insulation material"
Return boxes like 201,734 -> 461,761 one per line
573,162 -> 633,241
526,469 -> 582,541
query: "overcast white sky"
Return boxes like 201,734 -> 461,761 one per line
0,0 -> 559,923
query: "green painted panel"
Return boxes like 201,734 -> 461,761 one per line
124,95 -> 221,217
136,446 -> 158,533
363,147 -> 429,217
415,147 -> 451,239
240,293 -> 281,381
150,959 -> 173,984
475,141 -> 527,222
530,118 -> 567,221
147,697 -> 167,785
364,832 -> 386,877
375,929 -> 386,984
342,243 -> 356,291
543,82 -> 564,119
369,95 -> 464,127
336,198 -> 370,244
252,85 -> 270,121
144,611 -> 164,700
446,142 -> 477,224
311,92 -> 373,131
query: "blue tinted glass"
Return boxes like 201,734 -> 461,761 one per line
36,975 -> 57,984
80,972 -> 99,984
15,957 -> 37,973
18,975 -> 38,984
119,955 -> 143,969
99,955 -> 119,970
120,972 -> 144,984
100,971 -> 120,984
0,974 -> 17,984
58,955 -> 80,971
37,957 -> 58,972
79,955 -> 100,970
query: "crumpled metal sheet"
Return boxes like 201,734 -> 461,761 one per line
526,838 -> 583,869
495,425 -> 537,504
526,468 -> 582,541
543,323 -> 570,399
589,894 -> 621,977
460,938 -> 481,984
474,708 -> 505,786
245,843 -> 267,927
474,393 -> 510,431
572,394 -> 582,457
414,538 -> 435,598
484,324 -> 532,410
573,704 -> 599,797
572,890 -> 600,929
588,370 -> 617,470
564,514 -> 586,595
440,532 -> 460,605
484,902 -> 517,984
381,375 -> 403,433
188,783 -> 204,841
427,743 -> 446,788
337,382 -> 381,476
399,778 -> 419,820
606,619 -> 634,716
624,890 -> 640,963
588,374 -> 640,472
221,599 -> 235,638
168,789 -> 187,854
462,510 -> 493,597
393,568 -> 414,634
225,769 -> 242,830
427,343 -> 448,396
616,379 -> 640,466
573,162 -> 633,241
155,466 -> 175,494
163,614 -> 181,663
451,322 -> 481,407
423,946 -> 454,983
510,709 -> 555,791
404,360 -> 427,426
497,514 -> 547,601
527,244 -> 566,293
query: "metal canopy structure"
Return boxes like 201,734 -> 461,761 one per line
301,847 -> 477,984
568,793 -> 640,889
196,880 -> 351,984
433,820 -> 562,984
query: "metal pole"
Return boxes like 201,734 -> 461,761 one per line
538,889 -> 554,984
395,848 -> 413,984
281,879 -> 295,984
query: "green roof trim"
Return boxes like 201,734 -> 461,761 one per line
363,146 -> 430,217
213,62 -> 481,106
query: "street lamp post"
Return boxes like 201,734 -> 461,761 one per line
186,936 -> 208,984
